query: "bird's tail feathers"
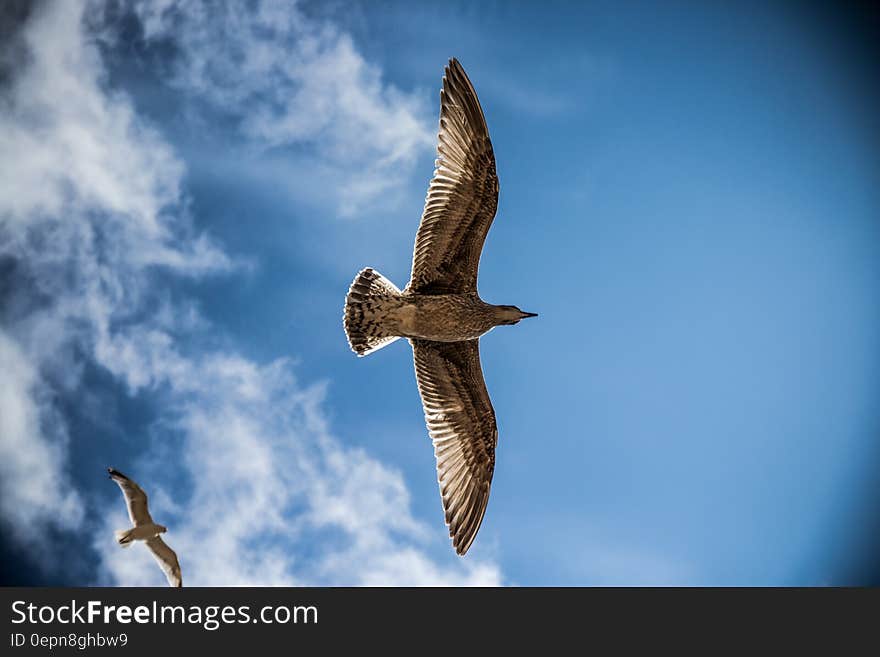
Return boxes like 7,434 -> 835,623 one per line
115,529 -> 134,547
344,267 -> 401,357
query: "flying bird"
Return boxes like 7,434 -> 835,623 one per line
107,467 -> 182,587
343,58 -> 536,555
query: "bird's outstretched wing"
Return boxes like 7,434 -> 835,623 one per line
407,58 -> 499,296
146,536 -> 182,587
411,339 -> 497,555
108,468 -> 154,526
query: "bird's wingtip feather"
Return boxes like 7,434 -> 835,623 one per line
107,467 -> 128,480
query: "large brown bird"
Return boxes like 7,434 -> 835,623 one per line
343,59 -> 536,555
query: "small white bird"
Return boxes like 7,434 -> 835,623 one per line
108,467 -> 182,587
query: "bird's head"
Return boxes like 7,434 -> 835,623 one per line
156,525 -> 168,534
495,305 -> 538,325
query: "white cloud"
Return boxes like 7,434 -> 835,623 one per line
0,0 -> 501,586
0,0 -> 226,549
125,0 -> 434,216
0,331 -> 82,545
0,1 -> 227,273
97,350 -> 500,585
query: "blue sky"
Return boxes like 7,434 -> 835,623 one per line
1,0 -> 878,586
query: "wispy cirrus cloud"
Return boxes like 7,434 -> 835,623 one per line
0,332 -> 82,546
121,0 -> 434,217
0,0 -> 500,585
0,0 -> 228,550
96,348 -> 499,586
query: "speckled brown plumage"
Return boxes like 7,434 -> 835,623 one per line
406,58 -> 499,297
343,58 -> 536,555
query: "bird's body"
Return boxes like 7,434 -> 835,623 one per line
351,290 -> 517,343
343,59 -> 535,555
117,522 -> 166,544
107,467 -> 182,587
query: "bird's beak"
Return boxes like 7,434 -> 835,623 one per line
520,311 -> 538,319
